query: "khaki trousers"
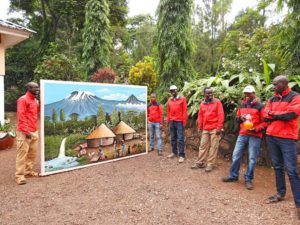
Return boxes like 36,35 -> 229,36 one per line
196,129 -> 221,166
15,131 -> 39,179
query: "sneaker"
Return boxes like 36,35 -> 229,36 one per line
178,157 -> 185,163
16,177 -> 26,185
222,176 -> 238,182
149,148 -> 154,152
245,181 -> 254,190
167,153 -> 176,158
205,165 -> 213,172
191,162 -> 205,169
158,151 -> 163,156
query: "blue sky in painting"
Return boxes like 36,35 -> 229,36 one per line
43,81 -> 147,104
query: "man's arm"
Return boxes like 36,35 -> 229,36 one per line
17,98 -> 30,135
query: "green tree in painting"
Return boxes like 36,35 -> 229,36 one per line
70,113 -> 79,122
60,109 -> 65,123
156,0 -> 195,91
111,108 -> 119,127
82,0 -> 112,74
97,105 -> 106,125
52,109 -> 57,125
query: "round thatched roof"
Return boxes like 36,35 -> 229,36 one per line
86,124 -> 116,140
113,121 -> 136,134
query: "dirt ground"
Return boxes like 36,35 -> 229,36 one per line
1,114 -> 300,225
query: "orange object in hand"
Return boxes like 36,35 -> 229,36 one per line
243,121 -> 254,130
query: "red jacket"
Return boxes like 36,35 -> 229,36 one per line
167,96 -> 187,126
263,87 -> 300,140
17,91 -> 40,134
236,99 -> 267,138
147,101 -> 163,124
198,98 -> 224,131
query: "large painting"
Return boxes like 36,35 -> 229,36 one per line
40,80 -> 147,176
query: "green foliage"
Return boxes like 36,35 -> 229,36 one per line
156,0 -> 195,90
44,135 -> 63,160
52,109 -> 57,124
97,105 -> 106,125
111,108 -> 119,127
128,56 -> 157,94
82,0 -> 112,74
34,44 -> 87,82
60,109 -> 65,122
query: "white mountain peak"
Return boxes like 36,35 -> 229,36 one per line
65,91 -> 96,101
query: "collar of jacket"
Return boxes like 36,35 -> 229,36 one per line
25,91 -> 36,100
275,87 -> 291,97
172,95 -> 181,100
150,101 -> 160,106
241,98 -> 258,106
203,98 -> 215,104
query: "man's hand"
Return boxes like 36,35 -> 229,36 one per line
198,130 -> 203,136
216,129 -> 222,135
247,128 -> 256,132
25,133 -> 32,139
240,114 -> 247,122
159,124 -> 163,129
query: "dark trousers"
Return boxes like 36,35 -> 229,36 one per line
267,135 -> 300,208
170,121 -> 185,157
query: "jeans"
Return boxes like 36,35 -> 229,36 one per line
229,135 -> 261,182
267,135 -> 300,208
170,121 -> 185,157
148,122 -> 162,151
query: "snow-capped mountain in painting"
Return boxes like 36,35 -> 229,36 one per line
45,91 -> 145,120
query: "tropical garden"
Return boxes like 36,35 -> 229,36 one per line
4,0 -> 300,165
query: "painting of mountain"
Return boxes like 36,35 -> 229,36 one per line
44,89 -> 146,120
40,80 -> 147,176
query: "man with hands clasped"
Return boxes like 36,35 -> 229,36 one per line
191,87 -> 224,172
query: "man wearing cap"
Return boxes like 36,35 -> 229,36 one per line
167,85 -> 187,163
147,93 -> 163,155
221,85 -> 266,190
263,75 -> 300,219
191,87 -> 224,172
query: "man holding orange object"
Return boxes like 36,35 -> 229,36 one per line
222,85 -> 267,190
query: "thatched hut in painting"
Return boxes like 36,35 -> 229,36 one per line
86,124 -> 116,148
113,121 -> 136,141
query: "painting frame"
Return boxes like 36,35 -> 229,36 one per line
40,80 -> 148,176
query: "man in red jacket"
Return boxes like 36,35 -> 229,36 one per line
167,85 -> 187,163
191,87 -> 224,172
15,82 -> 40,185
222,85 -> 267,190
147,93 -> 163,155
263,75 -> 300,219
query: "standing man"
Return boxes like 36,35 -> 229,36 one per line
15,82 -> 40,185
222,85 -> 267,190
191,87 -> 224,172
263,75 -> 300,219
147,93 -> 163,155
167,85 -> 187,163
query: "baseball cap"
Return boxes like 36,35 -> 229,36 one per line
243,85 -> 255,93
170,85 -> 178,90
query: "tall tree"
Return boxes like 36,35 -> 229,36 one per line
111,108 -> 119,127
52,109 -> 57,124
82,0 -> 112,75
60,109 -> 65,122
97,105 -> 106,125
156,0 -> 195,91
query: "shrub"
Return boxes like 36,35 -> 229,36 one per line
90,67 -> 116,83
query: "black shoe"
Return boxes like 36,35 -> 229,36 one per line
222,176 -> 238,182
149,148 -> 154,152
245,181 -> 253,190
265,193 -> 285,204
